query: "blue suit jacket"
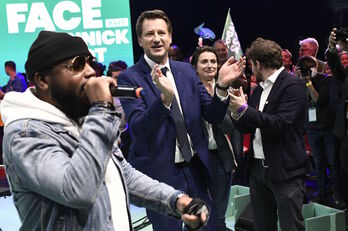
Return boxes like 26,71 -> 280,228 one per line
235,70 -> 308,182
117,56 -> 228,186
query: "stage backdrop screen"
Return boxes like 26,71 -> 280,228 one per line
0,0 -> 133,86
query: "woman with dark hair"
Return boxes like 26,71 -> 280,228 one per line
191,46 -> 220,93
191,46 -> 243,231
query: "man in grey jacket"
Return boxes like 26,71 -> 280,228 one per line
1,31 -> 208,231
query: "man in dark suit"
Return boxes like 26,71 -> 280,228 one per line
117,9 -> 245,230
229,38 -> 308,231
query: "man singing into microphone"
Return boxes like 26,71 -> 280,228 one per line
1,31 -> 209,230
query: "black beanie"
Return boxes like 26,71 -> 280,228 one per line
25,30 -> 91,81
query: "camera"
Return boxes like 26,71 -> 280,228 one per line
300,67 -> 312,76
297,55 -> 316,77
336,28 -> 348,41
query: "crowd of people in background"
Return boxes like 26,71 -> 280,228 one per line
1,8 -> 348,231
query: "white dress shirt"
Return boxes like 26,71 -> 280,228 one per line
204,80 -> 218,150
253,67 -> 284,159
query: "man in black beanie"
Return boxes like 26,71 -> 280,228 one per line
1,31 -> 209,230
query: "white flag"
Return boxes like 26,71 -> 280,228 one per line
221,9 -> 243,59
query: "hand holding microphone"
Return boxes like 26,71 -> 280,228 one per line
100,75 -> 145,99
85,76 -> 116,104
85,76 -> 145,108
109,85 -> 145,98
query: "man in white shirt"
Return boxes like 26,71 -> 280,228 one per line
229,38 -> 308,231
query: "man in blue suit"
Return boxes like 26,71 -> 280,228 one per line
229,38 -> 308,231
118,9 -> 245,230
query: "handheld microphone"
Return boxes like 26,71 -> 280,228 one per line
110,86 -> 145,98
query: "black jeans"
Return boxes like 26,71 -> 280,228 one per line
249,160 -> 305,231
340,134 -> 348,202
307,128 -> 339,192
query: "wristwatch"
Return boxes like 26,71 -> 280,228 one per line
215,82 -> 229,90
175,192 -> 188,215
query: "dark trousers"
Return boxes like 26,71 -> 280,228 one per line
340,134 -> 348,177
209,152 -> 233,231
307,129 -> 339,192
249,160 -> 305,231
146,155 -> 216,231
340,134 -> 348,202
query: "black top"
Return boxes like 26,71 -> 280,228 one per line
307,73 -> 335,130
326,50 -> 348,137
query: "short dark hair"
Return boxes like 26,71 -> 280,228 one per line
246,38 -> 283,69
297,55 -> 318,70
191,46 -> 220,69
5,61 -> 16,71
136,9 -> 172,37
106,60 -> 128,76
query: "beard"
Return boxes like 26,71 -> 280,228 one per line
50,84 -> 90,124
254,72 -> 263,82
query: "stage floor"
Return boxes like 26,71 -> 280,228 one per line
1,180 -> 347,231
0,196 -> 152,231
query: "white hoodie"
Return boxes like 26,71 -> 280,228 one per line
1,87 -> 80,138
1,87 -> 130,230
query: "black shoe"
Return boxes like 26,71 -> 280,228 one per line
332,193 -> 347,210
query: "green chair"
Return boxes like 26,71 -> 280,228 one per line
225,185 -> 250,230
278,202 -> 346,231
302,203 -> 346,231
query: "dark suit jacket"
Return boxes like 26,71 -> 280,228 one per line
204,110 -> 243,173
327,50 -> 348,137
327,50 -> 348,176
117,56 -> 228,186
234,69 -> 308,182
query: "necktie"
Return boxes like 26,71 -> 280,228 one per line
161,67 -> 192,162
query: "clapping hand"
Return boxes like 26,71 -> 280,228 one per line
217,56 -> 246,87
151,64 -> 174,106
228,87 -> 248,114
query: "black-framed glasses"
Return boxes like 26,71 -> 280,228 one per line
63,55 -> 92,72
